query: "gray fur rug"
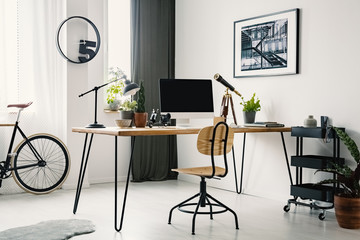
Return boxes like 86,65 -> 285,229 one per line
0,219 -> 95,240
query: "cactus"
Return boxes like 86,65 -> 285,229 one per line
136,81 -> 145,113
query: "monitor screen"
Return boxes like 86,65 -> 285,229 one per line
159,79 -> 214,124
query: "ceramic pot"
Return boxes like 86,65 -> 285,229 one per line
243,111 -> 256,124
120,111 -> 134,120
304,115 -> 317,128
109,100 -> 121,111
334,195 -> 360,229
134,112 -> 148,128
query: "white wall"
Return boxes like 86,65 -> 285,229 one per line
63,0 -> 131,189
175,0 -> 360,200
63,0 -> 360,203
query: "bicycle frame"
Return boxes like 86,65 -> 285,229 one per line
1,108 -> 44,180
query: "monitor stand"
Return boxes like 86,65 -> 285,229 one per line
175,118 -> 191,128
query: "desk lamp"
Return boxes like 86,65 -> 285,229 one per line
214,73 -> 241,125
79,78 -> 139,128
123,80 -> 140,96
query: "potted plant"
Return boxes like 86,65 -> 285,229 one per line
316,126 -> 360,229
240,93 -> 261,123
119,99 -> 137,120
133,81 -> 148,127
106,67 -> 126,111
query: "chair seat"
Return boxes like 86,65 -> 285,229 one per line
172,166 -> 226,177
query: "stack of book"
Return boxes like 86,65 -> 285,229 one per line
243,122 -> 285,127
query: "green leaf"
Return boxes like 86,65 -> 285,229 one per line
333,127 -> 360,164
240,93 -> 261,112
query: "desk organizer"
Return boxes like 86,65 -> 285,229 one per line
283,126 -> 344,220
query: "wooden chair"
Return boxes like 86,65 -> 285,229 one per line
168,121 -> 239,235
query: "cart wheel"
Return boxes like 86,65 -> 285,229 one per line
318,213 -> 325,220
283,205 -> 290,212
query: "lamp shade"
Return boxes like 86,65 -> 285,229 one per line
123,80 -> 140,96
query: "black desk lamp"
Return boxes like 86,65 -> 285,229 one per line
79,79 -> 139,128
123,80 -> 140,96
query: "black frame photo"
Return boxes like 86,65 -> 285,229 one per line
234,8 -> 299,78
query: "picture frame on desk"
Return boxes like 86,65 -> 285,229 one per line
233,8 -> 299,78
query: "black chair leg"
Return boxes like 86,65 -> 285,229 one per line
168,193 -> 200,224
192,192 -> 207,235
169,178 -> 239,235
205,196 -> 213,220
206,193 -> 239,230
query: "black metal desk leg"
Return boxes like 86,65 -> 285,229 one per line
115,136 -> 136,232
233,133 -> 246,194
73,133 -> 94,214
232,145 -> 239,193
280,132 -> 293,186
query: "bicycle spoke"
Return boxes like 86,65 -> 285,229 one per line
12,134 -> 69,194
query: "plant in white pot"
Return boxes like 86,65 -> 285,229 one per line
316,126 -> 360,229
240,93 -> 261,123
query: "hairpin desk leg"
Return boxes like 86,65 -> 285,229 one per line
73,133 -> 94,214
232,133 -> 246,194
115,136 -> 136,232
233,132 -> 291,194
280,132 -> 293,185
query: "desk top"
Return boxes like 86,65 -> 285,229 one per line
72,126 -> 291,137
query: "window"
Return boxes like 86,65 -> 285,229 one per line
105,0 -> 131,109
108,0 -> 131,78
0,0 -> 28,109
0,0 -> 66,134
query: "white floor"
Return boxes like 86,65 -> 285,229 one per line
0,180 -> 359,240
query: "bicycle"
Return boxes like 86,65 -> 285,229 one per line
0,102 -> 70,194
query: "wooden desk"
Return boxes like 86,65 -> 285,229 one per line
72,126 -> 291,136
72,126 -> 291,232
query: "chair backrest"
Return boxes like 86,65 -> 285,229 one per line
197,122 -> 234,156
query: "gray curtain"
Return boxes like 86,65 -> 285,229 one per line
130,0 -> 177,181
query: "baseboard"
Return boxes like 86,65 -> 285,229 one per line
61,182 -> 90,190
88,176 -> 129,185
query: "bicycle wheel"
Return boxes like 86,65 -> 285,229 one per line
11,133 -> 70,194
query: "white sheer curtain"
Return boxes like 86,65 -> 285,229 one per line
0,1 -> 17,111
0,0 -> 66,193
1,0 -> 66,139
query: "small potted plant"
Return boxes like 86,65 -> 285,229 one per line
133,81 -> 148,127
106,67 -> 126,111
119,99 -> 137,120
316,126 -> 360,229
240,93 -> 261,123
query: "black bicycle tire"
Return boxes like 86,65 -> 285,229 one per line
11,133 -> 70,194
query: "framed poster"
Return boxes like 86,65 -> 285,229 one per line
234,8 -> 299,78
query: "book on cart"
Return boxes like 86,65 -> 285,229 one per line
243,122 -> 285,127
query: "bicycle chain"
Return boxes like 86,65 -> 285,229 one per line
0,161 -> 12,179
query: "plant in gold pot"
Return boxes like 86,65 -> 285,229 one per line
316,126 -> 360,229
240,93 -> 261,123
133,81 -> 148,127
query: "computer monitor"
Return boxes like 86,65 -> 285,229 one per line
159,79 -> 214,126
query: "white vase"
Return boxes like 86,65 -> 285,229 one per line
109,99 -> 121,111
304,115 -> 317,128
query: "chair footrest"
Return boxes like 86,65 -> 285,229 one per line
178,202 -> 228,215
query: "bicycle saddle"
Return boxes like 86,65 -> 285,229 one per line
7,102 -> 33,109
